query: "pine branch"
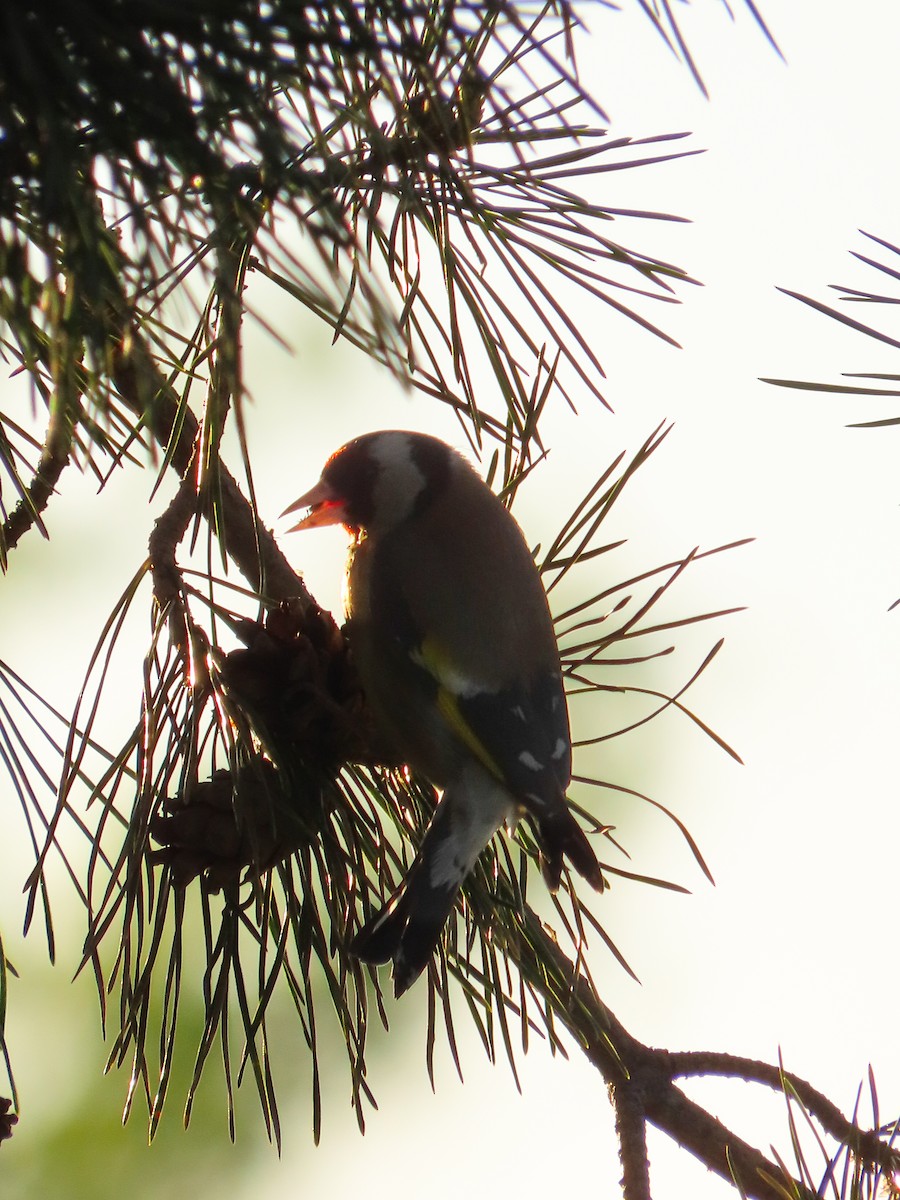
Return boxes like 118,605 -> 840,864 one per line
5,8 -> 891,1195
67,355 -> 893,1193
486,904 -> 895,1200
10,331 -> 896,1191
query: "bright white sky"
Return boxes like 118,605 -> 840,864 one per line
4,3 -> 900,1199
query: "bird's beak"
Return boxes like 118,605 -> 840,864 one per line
280,479 -> 345,531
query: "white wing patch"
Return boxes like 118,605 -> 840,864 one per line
518,750 -> 544,772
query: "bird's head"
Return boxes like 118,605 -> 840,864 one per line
282,430 -> 454,536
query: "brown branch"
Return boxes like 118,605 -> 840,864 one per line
148,471 -> 200,650
614,1078 -> 652,1200
1,349 -> 78,559
146,200 -> 263,649
51,177 -> 309,614
500,907 -> 834,1200
110,320 -> 310,606
666,1049 -> 895,1172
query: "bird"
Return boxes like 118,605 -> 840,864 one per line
283,430 -> 603,996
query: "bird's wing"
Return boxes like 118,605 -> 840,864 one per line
352,539 -> 602,897
383,633 -> 602,892
351,520 -> 572,810
410,634 -> 572,809
352,765 -> 514,995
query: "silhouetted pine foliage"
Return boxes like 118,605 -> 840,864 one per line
1,4 -> 896,1198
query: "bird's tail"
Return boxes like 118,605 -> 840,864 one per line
535,807 -> 605,893
351,770 -> 511,996
351,780 -> 603,994
350,863 -> 460,998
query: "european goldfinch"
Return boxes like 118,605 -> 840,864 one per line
284,430 -> 603,996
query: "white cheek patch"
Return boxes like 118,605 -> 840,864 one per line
370,432 -> 426,528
